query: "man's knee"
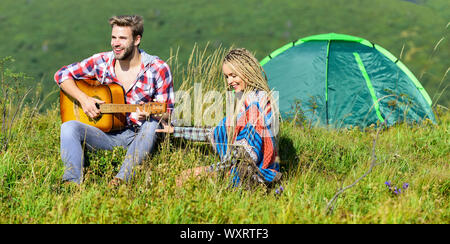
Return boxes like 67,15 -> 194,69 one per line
61,120 -> 82,139
140,120 -> 159,134
137,120 -> 161,146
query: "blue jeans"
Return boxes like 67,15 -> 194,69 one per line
60,119 -> 160,184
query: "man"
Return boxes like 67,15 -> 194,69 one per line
54,15 -> 174,186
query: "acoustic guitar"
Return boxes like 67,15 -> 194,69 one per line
60,79 -> 166,132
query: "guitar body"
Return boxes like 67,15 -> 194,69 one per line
60,80 -> 127,132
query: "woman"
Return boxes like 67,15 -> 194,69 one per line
172,48 -> 281,187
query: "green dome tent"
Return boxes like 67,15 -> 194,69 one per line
261,33 -> 436,128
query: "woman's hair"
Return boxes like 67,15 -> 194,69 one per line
109,15 -> 144,39
222,48 -> 280,149
222,48 -> 270,93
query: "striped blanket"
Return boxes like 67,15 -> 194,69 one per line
212,90 -> 281,186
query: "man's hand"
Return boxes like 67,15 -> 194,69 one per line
80,96 -> 104,119
60,79 -> 105,120
136,101 -> 150,121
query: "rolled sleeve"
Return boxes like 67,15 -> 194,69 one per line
54,53 -> 105,86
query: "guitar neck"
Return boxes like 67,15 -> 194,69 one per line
100,103 -> 166,114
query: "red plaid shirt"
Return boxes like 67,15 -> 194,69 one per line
54,49 -> 174,126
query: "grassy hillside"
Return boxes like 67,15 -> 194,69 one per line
0,46 -> 448,224
0,98 -> 448,224
0,0 -> 448,107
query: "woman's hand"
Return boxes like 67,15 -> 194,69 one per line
155,124 -> 174,133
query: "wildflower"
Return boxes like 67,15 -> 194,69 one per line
275,185 -> 284,195
402,183 -> 409,189
385,181 -> 409,195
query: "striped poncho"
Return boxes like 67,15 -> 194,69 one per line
172,90 -> 281,185
211,90 -> 281,185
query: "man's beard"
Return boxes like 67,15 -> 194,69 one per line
114,43 -> 135,60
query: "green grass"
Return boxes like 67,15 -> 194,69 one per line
0,42 -> 449,224
0,15 -> 448,222
0,98 -> 448,223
